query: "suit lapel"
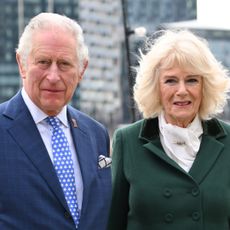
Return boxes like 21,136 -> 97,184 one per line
67,108 -> 97,215
4,93 -> 69,211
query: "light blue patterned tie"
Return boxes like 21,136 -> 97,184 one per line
46,116 -> 80,228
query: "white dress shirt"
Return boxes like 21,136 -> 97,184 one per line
21,88 -> 83,211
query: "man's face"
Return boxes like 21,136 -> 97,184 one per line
17,27 -> 87,116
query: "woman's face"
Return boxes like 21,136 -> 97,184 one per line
159,66 -> 203,127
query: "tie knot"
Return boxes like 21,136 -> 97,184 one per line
46,116 -> 60,128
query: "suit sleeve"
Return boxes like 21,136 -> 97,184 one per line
107,128 -> 129,230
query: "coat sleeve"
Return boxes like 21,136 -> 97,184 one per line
107,128 -> 129,230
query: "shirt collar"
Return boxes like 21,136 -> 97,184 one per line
21,87 -> 68,127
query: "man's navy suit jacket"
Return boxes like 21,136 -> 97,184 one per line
0,92 -> 112,230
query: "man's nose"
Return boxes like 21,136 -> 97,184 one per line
47,63 -> 60,82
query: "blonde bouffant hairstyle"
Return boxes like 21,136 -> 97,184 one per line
134,29 -> 230,120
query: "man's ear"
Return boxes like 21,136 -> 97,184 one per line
16,53 -> 26,79
79,60 -> 88,81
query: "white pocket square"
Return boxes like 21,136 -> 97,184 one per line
98,155 -> 112,169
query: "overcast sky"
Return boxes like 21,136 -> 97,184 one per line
197,0 -> 230,27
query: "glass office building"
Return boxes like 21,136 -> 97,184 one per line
0,0 -> 79,104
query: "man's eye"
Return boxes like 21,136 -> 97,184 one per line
59,62 -> 72,70
39,60 -> 47,64
36,60 -> 50,69
37,60 -> 50,65
60,62 -> 70,66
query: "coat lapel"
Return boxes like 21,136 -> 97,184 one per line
189,120 -> 225,183
140,117 -> 226,182
140,118 -> 186,173
143,139 -> 185,173
3,93 -> 69,211
67,108 -> 97,216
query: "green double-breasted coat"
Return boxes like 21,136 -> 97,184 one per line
108,117 -> 230,230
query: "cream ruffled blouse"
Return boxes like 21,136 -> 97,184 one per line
158,112 -> 203,172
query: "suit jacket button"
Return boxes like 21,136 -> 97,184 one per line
164,213 -> 174,223
163,188 -> 172,198
64,211 -> 71,219
192,211 -> 200,221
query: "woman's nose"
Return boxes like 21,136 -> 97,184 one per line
176,81 -> 188,95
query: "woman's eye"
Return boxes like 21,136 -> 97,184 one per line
187,78 -> 199,84
164,78 -> 177,84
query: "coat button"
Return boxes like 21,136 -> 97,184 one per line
163,188 -> 172,198
64,211 -> 71,219
191,187 -> 200,197
192,211 -> 200,221
164,213 -> 174,223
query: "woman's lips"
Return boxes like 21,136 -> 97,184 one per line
174,101 -> 191,106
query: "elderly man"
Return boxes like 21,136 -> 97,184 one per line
0,12 -> 111,230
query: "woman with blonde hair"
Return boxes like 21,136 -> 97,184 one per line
108,29 -> 230,230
